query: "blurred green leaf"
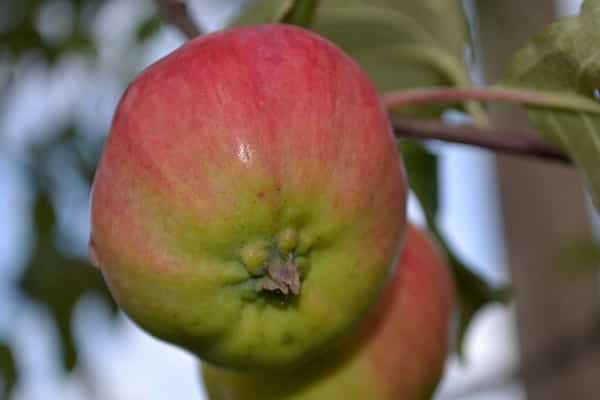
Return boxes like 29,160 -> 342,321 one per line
235,0 -> 473,117
20,237 -> 117,372
63,29 -> 96,58
33,192 -> 56,238
275,0 -> 321,27
0,343 -> 17,400
440,239 -> 511,356
0,17 -> 58,62
0,0 -> 117,388
399,140 -> 509,356
20,125 -> 117,373
0,0 -> 98,63
136,15 -> 162,42
503,0 -> 600,209
323,0 -> 467,60
398,141 -> 438,223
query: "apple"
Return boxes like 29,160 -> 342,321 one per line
201,223 -> 455,399
89,24 -> 407,370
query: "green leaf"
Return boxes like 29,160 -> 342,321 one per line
136,15 -> 162,42
439,238 -> 511,357
33,192 -> 56,238
275,0 -> 321,27
322,0 -> 467,58
0,16 -> 58,62
0,0 -> 99,63
63,30 -> 97,58
503,0 -> 600,208
21,158 -> 117,373
20,239 -> 117,372
398,141 -> 438,225
234,0 -> 474,117
400,140 -> 510,356
19,124 -> 118,375
0,344 -> 17,399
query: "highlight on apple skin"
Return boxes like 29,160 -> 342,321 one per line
89,24 -> 407,370
201,223 -> 455,400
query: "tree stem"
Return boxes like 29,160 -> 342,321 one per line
391,116 -> 571,164
156,0 -> 202,39
383,86 -> 600,114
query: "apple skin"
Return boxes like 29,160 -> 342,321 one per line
201,223 -> 455,400
89,24 -> 407,370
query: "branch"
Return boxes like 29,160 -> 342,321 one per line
391,116 -> 571,164
383,87 -> 600,115
156,0 -> 202,39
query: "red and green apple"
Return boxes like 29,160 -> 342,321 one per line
89,24 -> 407,370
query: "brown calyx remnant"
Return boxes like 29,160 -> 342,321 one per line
255,254 -> 301,296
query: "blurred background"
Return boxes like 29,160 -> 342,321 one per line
0,0 -> 598,399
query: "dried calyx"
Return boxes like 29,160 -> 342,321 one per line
240,227 -> 312,297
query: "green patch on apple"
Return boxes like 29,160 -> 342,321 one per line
201,224 -> 455,399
